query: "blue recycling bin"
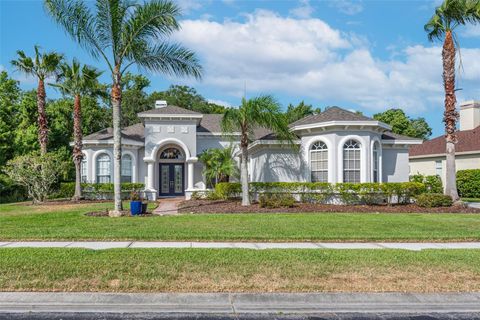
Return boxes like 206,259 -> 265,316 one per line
130,201 -> 142,215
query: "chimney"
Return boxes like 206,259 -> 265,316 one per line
459,100 -> 480,131
155,100 -> 167,109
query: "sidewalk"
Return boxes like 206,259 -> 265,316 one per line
1,241 -> 480,250
1,292 -> 479,314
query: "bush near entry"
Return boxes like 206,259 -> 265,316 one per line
416,193 -> 453,207
457,170 -> 480,198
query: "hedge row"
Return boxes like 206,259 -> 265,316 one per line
457,169 -> 480,198
409,174 -> 443,193
53,182 -> 144,200
213,182 -> 426,205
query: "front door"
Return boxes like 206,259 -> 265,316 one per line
159,163 -> 185,197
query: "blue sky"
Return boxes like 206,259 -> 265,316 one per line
1,0 -> 479,137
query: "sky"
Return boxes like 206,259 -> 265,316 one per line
0,0 -> 479,137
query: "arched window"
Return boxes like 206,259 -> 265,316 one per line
310,141 -> 328,182
343,139 -> 361,183
81,157 -> 87,183
96,153 -> 111,183
159,147 -> 184,160
372,142 -> 379,183
121,154 -> 132,183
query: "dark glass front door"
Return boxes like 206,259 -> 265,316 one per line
159,163 -> 185,196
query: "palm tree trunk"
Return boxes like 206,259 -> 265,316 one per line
240,132 -> 250,206
442,31 -> 459,201
37,79 -> 48,155
72,94 -> 83,201
110,67 -> 123,216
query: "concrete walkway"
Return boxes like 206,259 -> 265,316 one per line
468,202 -> 480,209
1,241 -> 480,250
152,197 -> 184,215
1,292 -> 479,314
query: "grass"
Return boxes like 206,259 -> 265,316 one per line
462,198 -> 480,202
1,202 -> 480,241
0,248 -> 479,292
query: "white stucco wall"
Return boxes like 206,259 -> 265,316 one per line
382,147 -> 410,182
250,147 -> 305,182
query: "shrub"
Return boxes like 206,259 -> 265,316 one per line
259,193 -> 296,208
52,182 -> 144,199
457,169 -> 480,198
416,193 -> 453,207
3,152 -> 67,203
0,174 -> 28,203
213,182 -> 426,205
204,190 -> 221,200
215,182 -> 241,200
410,174 -> 443,193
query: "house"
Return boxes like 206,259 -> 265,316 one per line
409,100 -> 480,183
79,101 -> 422,200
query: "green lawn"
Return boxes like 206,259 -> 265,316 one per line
1,202 -> 480,241
0,248 -> 479,292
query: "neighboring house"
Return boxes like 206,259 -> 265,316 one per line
409,100 -> 480,183
80,101 -> 421,200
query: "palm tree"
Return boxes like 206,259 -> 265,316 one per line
199,146 -> 238,187
425,0 -> 480,201
221,95 -> 295,206
51,59 -> 105,201
44,0 -> 202,215
11,46 -> 63,154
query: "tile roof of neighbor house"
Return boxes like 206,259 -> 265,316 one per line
409,126 -> 480,157
290,106 -> 372,127
137,105 -> 201,116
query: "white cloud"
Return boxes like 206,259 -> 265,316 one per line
329,0 -> 363,15
461,25 -> 480,38
176,0 -> 204,14
176,10 -> 480,114
290,0 -> 314,19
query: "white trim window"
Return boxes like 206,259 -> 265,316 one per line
81,157 -> 87,183
310,141 -> 328,182
343,139 -> 361,183
121,154 -> 132,183
372,142 -> 379,183
96,154 -> 111,183
435,160 -> 442,177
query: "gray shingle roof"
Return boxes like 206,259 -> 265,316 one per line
83,123 -> 144,142
84,106 -> 417,144
290,106 -> 372,127
137,105 -> 201,116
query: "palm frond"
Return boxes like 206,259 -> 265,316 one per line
126,41 -> 202,78
120,0 -> 181,60
44,0 -> 113,72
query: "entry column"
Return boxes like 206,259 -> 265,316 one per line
145,159 -> 156,200
186,157 -> 198,191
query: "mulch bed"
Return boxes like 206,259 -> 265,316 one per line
178,200 -> 480,214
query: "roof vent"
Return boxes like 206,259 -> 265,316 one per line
155,100 -> 167,109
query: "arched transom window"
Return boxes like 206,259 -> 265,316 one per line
343,139 -> 361,183
310,141 -> 328,182
159,147 -> 184,160
96,153 -> 111,183
121,154 -> 132,183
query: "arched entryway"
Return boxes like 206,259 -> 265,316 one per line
158,145 -> 185,197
